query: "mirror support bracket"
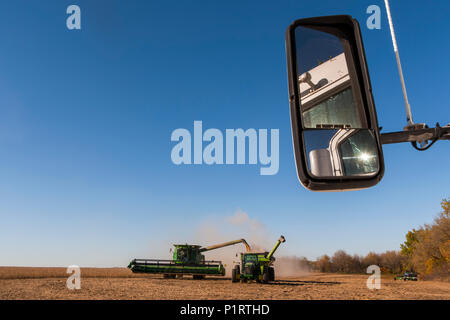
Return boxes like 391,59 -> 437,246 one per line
380,124 -> 450,145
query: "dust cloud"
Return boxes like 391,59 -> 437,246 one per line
273,256 -> 310,278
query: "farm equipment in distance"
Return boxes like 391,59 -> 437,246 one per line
394,272 -> 418,281
128,238 -> 251,279
232,235 -> 285,284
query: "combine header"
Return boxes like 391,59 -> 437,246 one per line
128,239 -> 251,279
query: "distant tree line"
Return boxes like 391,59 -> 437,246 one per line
313,250 -> 405,274
296,199 -> 449,279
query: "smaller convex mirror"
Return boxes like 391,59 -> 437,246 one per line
285,16 -> 384,191
304,129 -> 379,177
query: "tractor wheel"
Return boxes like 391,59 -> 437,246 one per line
262,270 -> 270,283
269,267 -> 275,281
177,274 -> 183,279
232,268 -> 238,283
193,275 -> 205,280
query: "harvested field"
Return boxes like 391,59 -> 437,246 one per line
0,267 -> 449,300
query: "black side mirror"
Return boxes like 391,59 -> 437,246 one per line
285,15 -> 384,191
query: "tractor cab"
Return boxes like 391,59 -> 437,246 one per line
241,253 -> 263,279
243,253 -> 259,264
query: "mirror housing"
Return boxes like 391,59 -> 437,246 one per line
285,15 -> 384,191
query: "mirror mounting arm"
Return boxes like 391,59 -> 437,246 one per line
380,124 -> 450,146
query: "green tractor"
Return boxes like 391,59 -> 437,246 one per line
128,239 -> 251,279
394,271 -> 418,281
232,236 -> 285,283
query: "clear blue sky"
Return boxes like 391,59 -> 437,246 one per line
0,0 -> 448,267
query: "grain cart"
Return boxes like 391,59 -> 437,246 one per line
231,236 -> 285,283
128,239 -> 251,279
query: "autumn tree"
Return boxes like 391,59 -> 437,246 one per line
316,255 -> 332,272
330,250 -> 362,273
401,198 -> 450,277
379,251 -> 405,274
362,252 -> 381,268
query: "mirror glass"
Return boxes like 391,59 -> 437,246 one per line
295,26 -> 380,177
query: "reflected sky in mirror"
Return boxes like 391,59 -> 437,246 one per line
295,26 -> 344,76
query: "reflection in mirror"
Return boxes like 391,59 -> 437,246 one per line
303,129 -> 379,177
295,26 -> 365,129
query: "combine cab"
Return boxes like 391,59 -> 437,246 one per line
232,236 -> 285,283
128,239 -> 251,279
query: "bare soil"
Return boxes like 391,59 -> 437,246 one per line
0,267 -> 448,300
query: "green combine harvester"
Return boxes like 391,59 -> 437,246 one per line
128,239 -> 251,279
232,235 -> 285,283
